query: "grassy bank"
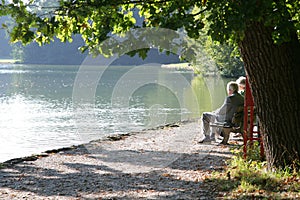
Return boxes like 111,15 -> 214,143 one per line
207,144 -> 300,199
0,59 -> 20,64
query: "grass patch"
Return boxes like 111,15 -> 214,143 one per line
205,143 -> 300,199
0,59 -> 20,64
0,163 -> 6,169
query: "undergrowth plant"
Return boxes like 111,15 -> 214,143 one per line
207,142 -> 300,199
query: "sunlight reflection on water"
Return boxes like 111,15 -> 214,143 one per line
0,94 -> 81,161
0,64 -> 221,162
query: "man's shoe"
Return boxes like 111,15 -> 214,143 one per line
198,136 -> 214,143
198,138 -> 205,143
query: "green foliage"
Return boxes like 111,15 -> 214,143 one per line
0,163 -> 5,169
0,0 -> 298,77
197,33 -> 244,77
208,144 -> 300,199
0,0 -> 298,76
1,0 -> 299,50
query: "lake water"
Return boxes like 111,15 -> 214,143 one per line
0,63 -> 227,162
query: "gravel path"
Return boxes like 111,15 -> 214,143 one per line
0,121 -> 235,199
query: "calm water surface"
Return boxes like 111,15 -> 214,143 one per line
0,64 -> 226,162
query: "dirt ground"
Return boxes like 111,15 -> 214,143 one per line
0,121 -> 237,199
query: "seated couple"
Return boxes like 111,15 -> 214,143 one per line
199,80 -> 245,143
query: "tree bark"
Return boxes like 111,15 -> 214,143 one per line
239,21 -> 300,169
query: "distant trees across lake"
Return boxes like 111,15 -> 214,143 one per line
23,36 -> 180,65
0,16 -> 12,59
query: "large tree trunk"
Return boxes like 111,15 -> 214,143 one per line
239,21 -> 300,169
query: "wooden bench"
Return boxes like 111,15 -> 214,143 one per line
209,106 -> 244,144
242,77 -> 264,158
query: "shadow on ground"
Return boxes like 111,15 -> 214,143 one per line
0,143 -> 233,199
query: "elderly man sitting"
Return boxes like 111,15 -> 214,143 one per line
199,81 -> 244,143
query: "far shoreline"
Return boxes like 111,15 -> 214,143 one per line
0,59 -> 20,64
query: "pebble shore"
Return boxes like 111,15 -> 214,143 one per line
0,121 -> 235,199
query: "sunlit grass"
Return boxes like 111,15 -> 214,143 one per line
206,143 -> 300,199
0,59 -> 20,63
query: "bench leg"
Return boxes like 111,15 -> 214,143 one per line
221,128 -> 231,144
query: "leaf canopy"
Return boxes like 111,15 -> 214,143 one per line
1,0 -> 299,52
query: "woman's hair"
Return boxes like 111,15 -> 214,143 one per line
227,81 -> 239,93
236,76 -> 246,85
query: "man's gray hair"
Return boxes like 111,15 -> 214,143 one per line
236,76 -> 246,85
227,81 -> 239,93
